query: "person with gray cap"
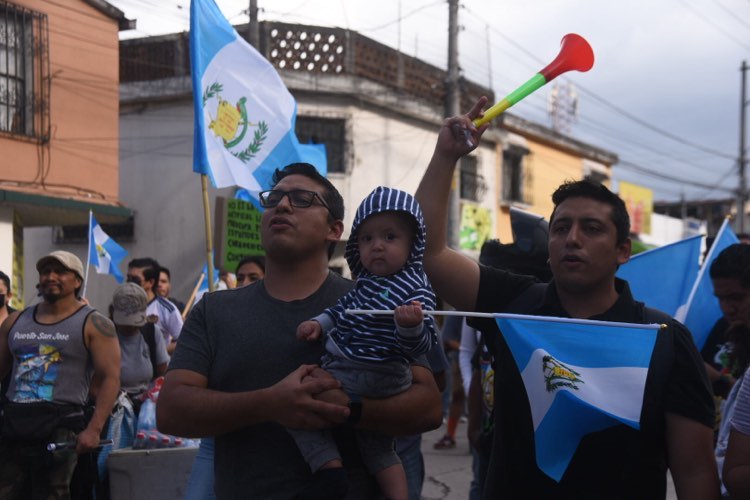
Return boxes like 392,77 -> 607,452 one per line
112,283 -> 169,400
0,250 -> 121,500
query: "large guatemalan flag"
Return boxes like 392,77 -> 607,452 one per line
496,314 -> 660,481
88,213 -> 127,284
616,234 -> 702,317
190,0 -> 326,197
676,218 -> 739,350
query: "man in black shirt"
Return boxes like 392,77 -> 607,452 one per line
415,97 -> 718,499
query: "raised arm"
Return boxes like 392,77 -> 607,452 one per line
79,312 -> 121,454
415,97 -> 489,311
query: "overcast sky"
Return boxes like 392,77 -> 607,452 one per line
109,0 -> 750,202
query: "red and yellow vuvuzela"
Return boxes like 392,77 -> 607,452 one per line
473,34 -> 594,127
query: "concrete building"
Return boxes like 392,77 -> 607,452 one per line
1,0 -> 133,308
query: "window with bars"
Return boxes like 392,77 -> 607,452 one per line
0,2 -> 47,138
460,155 -> 486,202
295,116 -> 347,173
502,146 -> 527,203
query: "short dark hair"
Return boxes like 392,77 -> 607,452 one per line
0,271 -> 10,292
160,266 -> 171,279
271,163 -> 344,259
128,257 -> 161,287
236,255 -> 266,275
550,179 -> 630,245
710,243 -> 750,288
271,163 -> 344,223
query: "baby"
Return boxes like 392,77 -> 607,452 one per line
292,186 -> 437,500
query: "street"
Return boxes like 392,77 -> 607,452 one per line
420,421 -> 679,500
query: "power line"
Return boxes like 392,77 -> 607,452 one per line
678,0 -> 750,51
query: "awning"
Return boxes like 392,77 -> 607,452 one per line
0,189 -> 132,227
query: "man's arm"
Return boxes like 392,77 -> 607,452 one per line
156,365 -> 350,438
665,412 -> 720,500
0,311 -> 20,380
415,97 -> 489,312
79,312 -> 121,454
314,364 -> 442,436
724,428 -> 750,497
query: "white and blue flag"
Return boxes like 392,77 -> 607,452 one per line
496,314 -> 660,482
617,235 -> 702,316
676,218 -> 739,350
88,214 -> 127,283
190,0 -> 327,198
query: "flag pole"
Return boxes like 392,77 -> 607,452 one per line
677,216 -> 731,321
201,174 -> 216,292
182,272 -> 206,320
344,310 -> 664,330
82,209 -> 93,299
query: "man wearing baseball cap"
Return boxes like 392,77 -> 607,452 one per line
112,283 -> 169,399
0,250 -> 121,499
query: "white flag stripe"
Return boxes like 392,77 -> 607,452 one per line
521,349 -> 649,430
201,39 -> 295,191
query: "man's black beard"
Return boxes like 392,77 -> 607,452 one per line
43,291 -> 60,304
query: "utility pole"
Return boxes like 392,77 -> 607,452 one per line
446,0 -> 461,249
739,61 -> 748,234
248,0 -> 259,49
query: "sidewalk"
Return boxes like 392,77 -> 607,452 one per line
421,421 -> 473,500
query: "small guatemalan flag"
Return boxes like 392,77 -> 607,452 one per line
88,214 -> 127,283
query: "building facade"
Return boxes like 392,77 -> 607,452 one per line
2,0 -> 132,307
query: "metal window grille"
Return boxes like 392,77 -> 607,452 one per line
0,2 -> 48,139
460,155 -> 486,202
502,149 -> 525,203
295,116 -> 347,173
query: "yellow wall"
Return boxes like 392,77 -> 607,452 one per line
1,0 -> 120,202
496,137 -> 612,242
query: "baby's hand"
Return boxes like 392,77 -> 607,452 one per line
395,301 -> 424,328
297,320 -> 322,341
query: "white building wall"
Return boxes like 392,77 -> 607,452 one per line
24,90 -> 499,311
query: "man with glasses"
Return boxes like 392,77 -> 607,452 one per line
158,163 -> 442,499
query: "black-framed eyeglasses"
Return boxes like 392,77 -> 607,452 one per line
259,189 -> 330,212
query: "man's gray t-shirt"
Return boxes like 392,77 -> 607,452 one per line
169,272 -> 356,499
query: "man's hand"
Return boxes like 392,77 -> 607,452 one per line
297,320 -> 322,341
75,426 -> 102,455
395,301 -> 424,329
267,364 -> 349,429
434,96 -> 489,161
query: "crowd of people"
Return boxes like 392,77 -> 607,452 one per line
1,98 -> 750,499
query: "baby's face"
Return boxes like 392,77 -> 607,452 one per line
357,212 -> 413,276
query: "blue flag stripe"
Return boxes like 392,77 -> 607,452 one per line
617,234 -> 702,316
497,316 -> 660,369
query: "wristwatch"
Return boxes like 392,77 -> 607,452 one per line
346,393 -> 362,426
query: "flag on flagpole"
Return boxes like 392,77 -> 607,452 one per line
495,314 -> 660,482
675,218 -> 739,350
190,0 -> 327,199
616,235 -> 702,316
88,214 -> 128,284
194,263 -> 221,303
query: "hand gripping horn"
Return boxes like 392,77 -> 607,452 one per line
473,34 -> 594,127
